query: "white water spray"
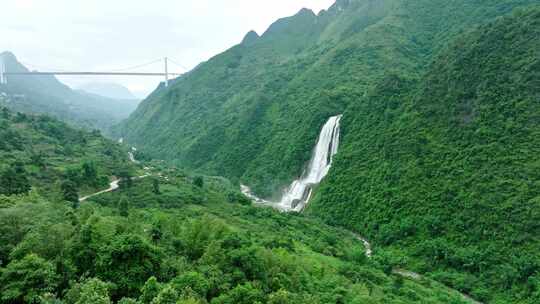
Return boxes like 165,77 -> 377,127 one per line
241,114 -> 342,212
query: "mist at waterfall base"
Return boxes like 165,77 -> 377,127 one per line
241,115 -> 342,212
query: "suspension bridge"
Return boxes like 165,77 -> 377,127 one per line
0,57 -> 185,87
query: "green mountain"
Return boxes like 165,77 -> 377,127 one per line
0,52 -> 137,132
310,7 -> 540,303
116,1 -> 540,303
116,0 -> 537,197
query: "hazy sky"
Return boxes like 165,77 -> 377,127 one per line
0,0 -> 335,98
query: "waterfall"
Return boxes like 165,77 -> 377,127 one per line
241,114 -> 342,212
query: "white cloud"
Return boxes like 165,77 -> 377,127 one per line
0,0 -> 335,97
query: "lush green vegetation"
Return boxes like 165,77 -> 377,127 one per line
116,1 -> 540,303
0,169 -> 476,303
116,0 -> 537,198
0,106 -> 130,202
310,8 -> 540,303
0,52 -> 138,132
0,108 -> 478,303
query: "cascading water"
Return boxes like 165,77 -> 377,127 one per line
241,115 -> 342,212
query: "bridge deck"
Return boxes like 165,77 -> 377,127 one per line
4,72 -> 180,76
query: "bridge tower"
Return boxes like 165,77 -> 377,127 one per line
0,56 -> 6,85
164,57 -> 169,87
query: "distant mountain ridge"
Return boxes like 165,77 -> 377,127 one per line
77,82 -> 137,100
0,51 -> 138,132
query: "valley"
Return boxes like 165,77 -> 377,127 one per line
1,0 -> 539,303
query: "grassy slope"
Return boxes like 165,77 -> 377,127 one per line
309,8 -> 540,303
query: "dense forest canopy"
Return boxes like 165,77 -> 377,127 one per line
310,7 -> 540,303
0,107 -> 478,303
115,1 -> 540,303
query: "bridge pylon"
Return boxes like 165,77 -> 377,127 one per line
164,57 -> 169,87
0,56 -> 6,85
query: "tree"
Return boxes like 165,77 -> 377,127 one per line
97,234 -> 161,299
268,289 -> 294,304
119,196 -> 130,217
61,180 -> 79,207
65,209 -> 79,226
75,278 -> 112,304
0,162 -> 31,196
152,179 -> 161,195
82,161 -> 98,186
393,275 -> 404,293
150,222 -> 163,244
0,254 -> 59,303
210,283 -> 264,304
30,152 -> 46,169
151,285 -> 179,304
193,177 -> 204,188
117,167 -> 134,190
227,191 -> 251,206
140,276 -> 161,304
0,194 -> 16,208
1,107 -> 9,119
119,298 -> 139,304
170,272 -> 209,299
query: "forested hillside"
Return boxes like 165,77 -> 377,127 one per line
0,160 -> 477,304
0,105 -> 130,202
116,0 -> 537,198
0,52 -> 138,132
0,108 -> 477,303
310,8 -> 540,303
115,1 -> 540,303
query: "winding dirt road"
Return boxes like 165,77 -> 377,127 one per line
79,179 -> 120,202
79,148 -> 150,202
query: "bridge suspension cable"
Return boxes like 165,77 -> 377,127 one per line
167,58 -> 189,71
107,58 -> 163,72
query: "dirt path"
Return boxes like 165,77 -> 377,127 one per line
79,149 -> 150,202
79,179 -> 120,202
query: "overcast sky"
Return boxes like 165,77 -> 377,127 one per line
0,0 -> 335,98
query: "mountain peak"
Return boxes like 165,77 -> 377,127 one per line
327,0 -> 355,13
0,51 -> 17,63
262,7 -> 318,40
297,7 -> 316,17
241,30 -> 260,45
